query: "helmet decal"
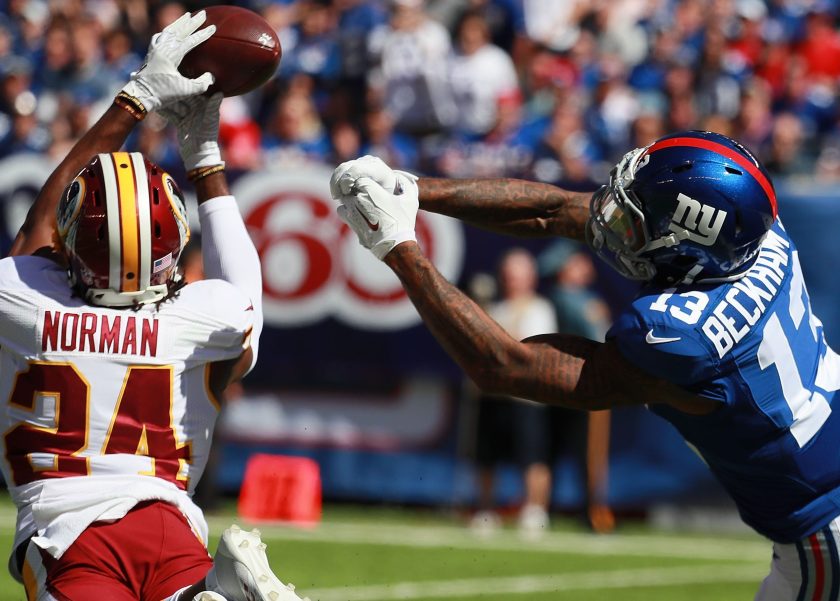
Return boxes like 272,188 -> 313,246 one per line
153,252 -> 174,274
162,172 -> 190,244
669,193 -> 728,247
57,176 -> 85,239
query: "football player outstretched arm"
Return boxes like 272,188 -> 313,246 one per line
162,93 -> 263,385
9,106 -> 137,257
334,174 -> 717,416
9,11 -> 216,258
331,155 -> 592,240
418,177 -> 591,240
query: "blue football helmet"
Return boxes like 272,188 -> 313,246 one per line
587,131 -> 778,284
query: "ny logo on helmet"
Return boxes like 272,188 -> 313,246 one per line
669,193 -> 728,246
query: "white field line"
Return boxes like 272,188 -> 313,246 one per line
205,517 -> 770,562
302,564 -> 767,601
0,504 -> 768,563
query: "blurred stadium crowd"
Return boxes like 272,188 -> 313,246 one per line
1,0 -> 840,186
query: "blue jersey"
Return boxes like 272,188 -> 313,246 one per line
609,221 -> 840,543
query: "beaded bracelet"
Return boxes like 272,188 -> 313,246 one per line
187,164 -> 225,182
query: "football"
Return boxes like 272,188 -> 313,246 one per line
179,6 -> 281,97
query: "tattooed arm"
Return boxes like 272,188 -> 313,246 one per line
384,242 -> 717,414
417,177 -> 593,240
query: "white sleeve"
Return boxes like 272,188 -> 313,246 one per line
197,195 -> 263,371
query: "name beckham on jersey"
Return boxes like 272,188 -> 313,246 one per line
702,229 -> 790,357
41,310 -> 159,356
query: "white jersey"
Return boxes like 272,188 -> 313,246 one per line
0,255 -> 254,573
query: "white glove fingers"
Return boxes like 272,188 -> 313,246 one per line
189,72 -> 215,93
334,160 -> 355,177
343,194 -> 376,224
356,187 -> 404,233
355,156 -> 397,191
393,173 -> 420,212
337,204 -> 358,228
357,155 -> 384,167
330,155 -> 409,199
179,10 -> 208,39
330,162 -> 355,199
148,32 -> 162,50
353,191 -> 379,220
330,156 -> 419,261
337,203 -> 374,249
354,176 -> 379,192
187,10 -> 208,33
393,172 -> 416,196
355,178 -> 396,214
183,23 -> 216,53
341,175 -> 360,196
394,169 -> 420,184
165,11 -> 194,36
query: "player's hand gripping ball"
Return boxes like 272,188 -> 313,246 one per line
331,155 -> 419,199
178,5 -> 281,97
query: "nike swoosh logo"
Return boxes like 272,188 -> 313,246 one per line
355,207 -> 380,231
645,330 -> 682,344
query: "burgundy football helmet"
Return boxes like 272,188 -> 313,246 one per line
57,152 -> 190,307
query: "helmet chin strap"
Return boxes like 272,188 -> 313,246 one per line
84,284 -> 169,308
680,264 -> 704,285
646,228 -> 691,251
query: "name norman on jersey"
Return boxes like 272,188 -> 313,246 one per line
702,229 -> 790,358
41,310 -> 159,356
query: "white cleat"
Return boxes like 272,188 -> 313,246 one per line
194,593 -> 228,601
209,524 -> 308,601
518,504 -> 549,541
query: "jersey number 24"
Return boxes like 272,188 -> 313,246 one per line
4,362 -> 191,488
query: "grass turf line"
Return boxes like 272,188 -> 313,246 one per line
0,494 -> 768,601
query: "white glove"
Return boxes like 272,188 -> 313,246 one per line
330,155 -> 418,198
121,11 -> 216,114
336,176 -> 419,260
159,92 -> 224,171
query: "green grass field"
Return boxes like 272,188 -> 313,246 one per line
0,495 -> 770,601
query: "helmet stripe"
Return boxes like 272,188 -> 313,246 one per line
130,153 -> 152,292
113,152 -> 140,293
645,136 -> 778,218
99,153 -> 123,292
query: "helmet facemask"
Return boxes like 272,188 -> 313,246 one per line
587,148 -> 686,281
